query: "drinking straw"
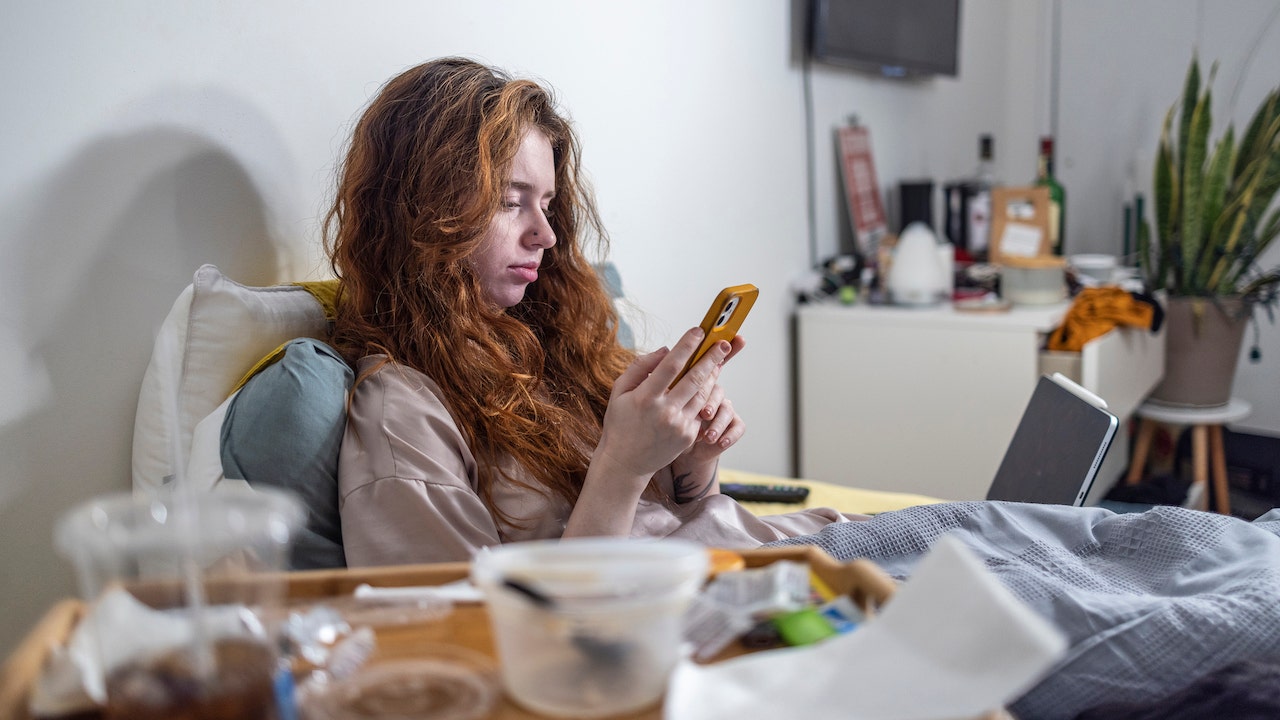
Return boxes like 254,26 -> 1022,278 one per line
159,327 -> 217,682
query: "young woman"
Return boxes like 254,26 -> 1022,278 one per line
326,58 -> 851,566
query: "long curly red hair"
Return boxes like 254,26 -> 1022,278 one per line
324,58 -> 635,524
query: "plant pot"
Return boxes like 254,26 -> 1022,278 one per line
1148,296 -> 1250,408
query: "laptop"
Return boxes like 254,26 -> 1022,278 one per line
985,373 -> 1119,506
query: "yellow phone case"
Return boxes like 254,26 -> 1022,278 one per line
672,283 -> 759,386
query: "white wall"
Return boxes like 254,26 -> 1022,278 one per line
804,1 -> 1050,256
1056,0 -> 1280,434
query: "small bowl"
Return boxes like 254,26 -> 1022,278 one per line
1069,254 -> 1118,284
300,646 -> 500,720
999,256 -> 1067,305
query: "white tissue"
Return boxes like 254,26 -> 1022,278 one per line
665,535 -> 1068,720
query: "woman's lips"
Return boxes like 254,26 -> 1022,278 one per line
510,264 -> 539,283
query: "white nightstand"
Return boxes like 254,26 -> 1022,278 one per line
795,301 -> 1165,501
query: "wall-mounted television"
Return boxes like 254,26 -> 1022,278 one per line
810,0 -> 961,78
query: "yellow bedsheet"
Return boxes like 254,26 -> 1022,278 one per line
719,468 -> 945,516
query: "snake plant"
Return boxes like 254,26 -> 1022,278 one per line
1138,54 -> 1280,306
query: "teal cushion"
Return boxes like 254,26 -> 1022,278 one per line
595,261 -> 633,348
221,338 -> 352,569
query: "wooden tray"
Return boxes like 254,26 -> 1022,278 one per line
0,547 -> 906,720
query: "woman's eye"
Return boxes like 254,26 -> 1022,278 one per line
502,200 -> 520,210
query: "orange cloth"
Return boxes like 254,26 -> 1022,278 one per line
1046,287 -> 1159,352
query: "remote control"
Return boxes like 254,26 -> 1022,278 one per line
721,483 -> 810,504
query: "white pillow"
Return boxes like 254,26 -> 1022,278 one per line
131,265 -> 329,496
184,390 -> 238,493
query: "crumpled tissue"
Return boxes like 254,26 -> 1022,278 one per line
666,534 -> 1068,720
30,588 -> 258,717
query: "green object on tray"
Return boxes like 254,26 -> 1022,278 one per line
771,608 -> 838,646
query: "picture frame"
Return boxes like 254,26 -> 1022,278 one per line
989,186 -> 1052,264
836,124 -> 888,257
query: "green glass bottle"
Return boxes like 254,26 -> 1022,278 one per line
1036,136 -> 1066,255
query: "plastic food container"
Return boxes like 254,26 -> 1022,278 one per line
471,538 -> 708,719
999,255 -> 1067,305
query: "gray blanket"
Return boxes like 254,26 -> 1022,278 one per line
765,502 -> 1280,720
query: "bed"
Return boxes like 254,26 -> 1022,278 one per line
133,265 -> 1280,719
769,500 -> 1280,718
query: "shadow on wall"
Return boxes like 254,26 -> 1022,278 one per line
0,97 -> 294,653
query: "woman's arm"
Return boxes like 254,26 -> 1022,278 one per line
667,355 -> 748,502
338,361 -> 506,566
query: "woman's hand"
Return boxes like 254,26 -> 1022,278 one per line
666,354 -> 747,502
564,328 -> 741,537
594,327 -> 737,479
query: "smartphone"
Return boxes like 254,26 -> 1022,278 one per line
670,284 -> 758,387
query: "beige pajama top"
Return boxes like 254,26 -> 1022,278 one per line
338,356 -> 857,567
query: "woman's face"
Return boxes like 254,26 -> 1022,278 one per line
472,128 -> 557,308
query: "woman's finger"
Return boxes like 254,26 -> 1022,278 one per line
644,327 -> 706,393
665,336 -> 732,406
701,396 -> 734,444
723,335 -> 746,364
715,412 -> 746,450
698,383 -> 725,421
612,346 -> 669,397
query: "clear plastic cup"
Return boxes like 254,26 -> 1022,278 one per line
470,537 -> 709,719
54,484 -> 304,720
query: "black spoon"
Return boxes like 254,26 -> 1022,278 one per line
500,577 -> 631,666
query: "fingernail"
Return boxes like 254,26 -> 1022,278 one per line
702,405 -> 714,418
704,430 -> 719,443
719,438 -> 732,449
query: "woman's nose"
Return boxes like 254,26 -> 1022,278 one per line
528,214 -> 556,248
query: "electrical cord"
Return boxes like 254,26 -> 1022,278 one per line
802,55 -> 818,270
